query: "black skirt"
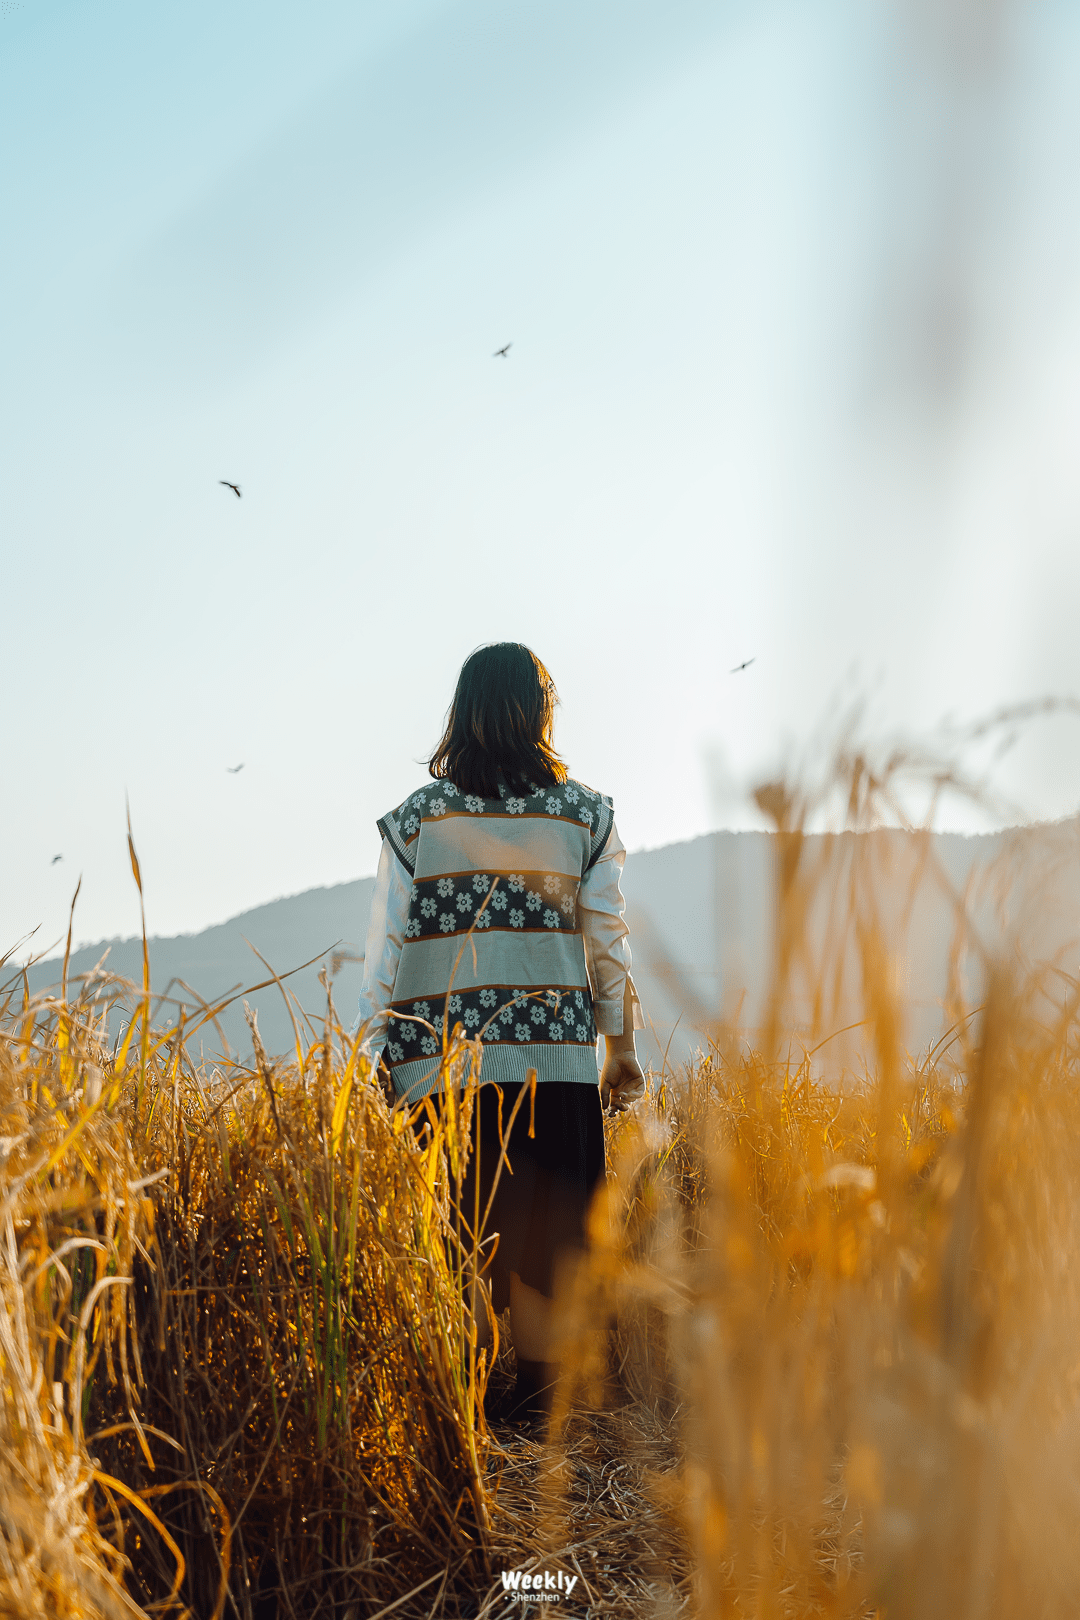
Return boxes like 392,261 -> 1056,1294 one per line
455,1080 -> 606,1312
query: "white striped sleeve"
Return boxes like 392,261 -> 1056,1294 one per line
350,839 -> 411,1047
577,820 -> 644,1037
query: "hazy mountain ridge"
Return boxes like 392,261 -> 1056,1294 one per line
17,823 -> 1080,1066
18,879 -> 377,1060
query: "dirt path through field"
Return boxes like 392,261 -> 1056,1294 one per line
478,1406 -> 691,1618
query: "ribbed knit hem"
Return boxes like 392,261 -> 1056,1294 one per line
391,1040 -> 600,1104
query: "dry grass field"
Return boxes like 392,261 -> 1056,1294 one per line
4,769 -> 1080,1619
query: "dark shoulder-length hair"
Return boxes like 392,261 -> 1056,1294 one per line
428,643 -> 568,799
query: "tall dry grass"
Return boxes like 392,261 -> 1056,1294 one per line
4,742 -> 1080,1617
0,847 -> 502,1618
539,735 -> 1080,1617
552,989 -> 1080,1618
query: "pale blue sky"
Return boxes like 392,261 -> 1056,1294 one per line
6,0 -> 1080,953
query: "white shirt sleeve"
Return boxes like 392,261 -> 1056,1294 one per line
578,819 -> 644,1038
350,839 -> 411,1047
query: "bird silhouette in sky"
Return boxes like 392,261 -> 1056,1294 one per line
492,343 -> 512,359
227,763 -> 245,774
730,658 -> 755,673
51,854 -> 63,865
219,481 -> 242,498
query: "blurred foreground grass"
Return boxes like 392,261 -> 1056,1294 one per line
4,795 -> 1080,1618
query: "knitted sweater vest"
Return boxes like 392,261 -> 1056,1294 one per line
377,777 -> 615,1102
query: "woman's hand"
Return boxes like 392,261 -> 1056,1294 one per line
600,1051 -> 646,1113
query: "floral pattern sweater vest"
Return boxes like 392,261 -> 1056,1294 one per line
376,778 -> 615,1102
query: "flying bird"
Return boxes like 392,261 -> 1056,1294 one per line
227,763 -> 245,774
730,658 -> 755,674
492,343 -> 512,359
51,854 -> 63,865
219,481 -> 242,498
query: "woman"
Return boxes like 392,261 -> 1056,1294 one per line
353,642 -> 644,1420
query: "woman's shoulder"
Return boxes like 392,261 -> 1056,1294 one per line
561,776 -> 611,808
381,780 -> 453,829
527,779 -> 615,844
376,782 -> 451,872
